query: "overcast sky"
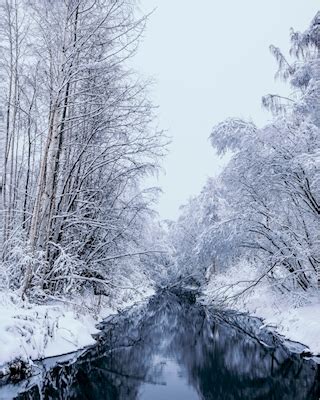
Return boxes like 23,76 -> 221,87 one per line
133,1 -> 320,220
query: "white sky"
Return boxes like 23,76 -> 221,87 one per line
133,1 -> 320,220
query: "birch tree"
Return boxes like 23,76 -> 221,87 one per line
0,0 -> 167,299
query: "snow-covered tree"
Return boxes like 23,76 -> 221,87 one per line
171,11 -> 320,292
0,0 -> 167,300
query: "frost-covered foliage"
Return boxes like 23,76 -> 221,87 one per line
169,178 -> 234,285
263,11 -> 320,120
0,0 -> 168,301
210,118 -> 257,155
171,12 -> 320,293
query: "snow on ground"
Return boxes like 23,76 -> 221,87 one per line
204,263 -> 320,355
0,292 -> 99,374
0,286 -> 155,376
239,285 -> 320,355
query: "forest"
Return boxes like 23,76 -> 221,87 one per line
0,0 -> 319,397
171,15 -> 320,296
0,0 -> 169,301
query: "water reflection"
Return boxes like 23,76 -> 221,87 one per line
6,292 -> 320,399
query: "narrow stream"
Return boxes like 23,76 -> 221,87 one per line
2,291 -> 319,399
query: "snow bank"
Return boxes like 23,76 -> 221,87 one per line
239,285 -> 320,354
204,263 -> 320,355
0,286 -> 155,376
0,292 -> 99,374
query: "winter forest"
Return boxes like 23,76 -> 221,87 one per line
0,1 -> 320,398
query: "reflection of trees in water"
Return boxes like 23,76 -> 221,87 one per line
150,295 -> 319,400
15,292 -> 320,400
178,309 -> 319,400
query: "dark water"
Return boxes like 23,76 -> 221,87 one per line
2,291 -> 320,399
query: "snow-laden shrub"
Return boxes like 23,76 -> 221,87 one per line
204,260 -> 318,310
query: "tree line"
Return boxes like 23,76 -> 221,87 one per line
170,12 -> 320,294
0,0 -> 167,301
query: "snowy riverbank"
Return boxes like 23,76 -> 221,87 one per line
236,286 -> 320,355
0,288 -> 155,377
204,264 -> 320,356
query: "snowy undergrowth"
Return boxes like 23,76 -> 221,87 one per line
0,291 -> 98,375
203,262 -> 320,355
0,285 -> 155,377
